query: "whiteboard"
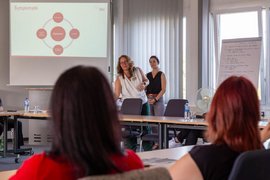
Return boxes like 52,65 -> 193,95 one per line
217,37 -> 262,88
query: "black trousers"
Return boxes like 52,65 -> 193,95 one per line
177,129 -> 203,145
0,119 -> 24,148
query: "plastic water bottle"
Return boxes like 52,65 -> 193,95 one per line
24,98 -> 30,112
184,102 -> 190,120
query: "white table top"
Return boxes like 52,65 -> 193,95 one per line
0,170 -> 16,180
137,146 -> 193,167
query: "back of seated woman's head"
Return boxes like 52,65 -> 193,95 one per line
206,76 -> 262,152
49,66 -> 122,176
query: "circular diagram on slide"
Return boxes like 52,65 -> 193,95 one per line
36,12 -> 80,55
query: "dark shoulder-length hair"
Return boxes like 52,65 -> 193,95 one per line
149,55 -> 160,64
117,55 -> 135,78
49,66 -> 122,177
205,76 -> 262,152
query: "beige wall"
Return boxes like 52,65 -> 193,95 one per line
0,0 -> 29,137
0,1 -> 52,138
0,0 -> 28,110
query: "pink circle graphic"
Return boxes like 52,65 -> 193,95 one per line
69,28 -> 80,39
36,28 -> 47,39
51,26 -> 66,41
53,12 -> 64,23
53,45 -> 63,55
37,12 -> 80,55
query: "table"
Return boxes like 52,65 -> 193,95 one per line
2,112 -> 268,156
17,113 -> 207,149
0,112 -> 22,158
21,111 -> 49,119
121,115 -> 207,148
0,169 -> 16,180
0,146 -> 192,179
137,145 -> 193,167
121,115 -> 270,148
15,113 -> 206,150
0,111 -> 42,161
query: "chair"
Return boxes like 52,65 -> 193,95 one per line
164,99 -> 188,117
228,149 -> 270,180
120,98 -> 143,151
140,99 -> 188,150
79,167 -> 172,180
164,99 -> 189,146
120,98 -> 143,115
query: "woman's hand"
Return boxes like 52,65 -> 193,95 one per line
148,98 -> 155,105
137,82 -> 146,91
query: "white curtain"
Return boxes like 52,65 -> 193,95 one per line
113,0 -> 183,102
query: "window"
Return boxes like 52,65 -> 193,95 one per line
209,9 -> 270,105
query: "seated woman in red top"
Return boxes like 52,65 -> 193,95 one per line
11,66 -> 144,180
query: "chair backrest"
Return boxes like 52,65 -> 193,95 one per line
228,149 -> 270,180
120,98 -> 143,115
0,98 -> 3,112
79,167 -> 172,180
164,99 -> 188,117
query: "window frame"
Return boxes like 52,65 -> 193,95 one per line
208,7 -> 269,104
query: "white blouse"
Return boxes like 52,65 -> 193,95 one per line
118,67 -> 148,104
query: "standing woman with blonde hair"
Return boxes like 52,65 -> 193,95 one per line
115,55 -> 150,115
115,55 -> 153,151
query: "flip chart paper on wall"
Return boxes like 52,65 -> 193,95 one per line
217,37 -> 262,89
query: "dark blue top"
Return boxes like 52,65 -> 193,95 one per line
146,71 -> 162,94
189,144 -> 240,180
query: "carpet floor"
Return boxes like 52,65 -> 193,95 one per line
0,142 -> 50,171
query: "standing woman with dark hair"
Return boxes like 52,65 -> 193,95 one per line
146,56 -> 166,150
11,66 -> 143,180
169,76 -> 268,180
146,55 -> 166,116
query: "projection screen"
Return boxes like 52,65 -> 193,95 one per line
10,0 -> 111,86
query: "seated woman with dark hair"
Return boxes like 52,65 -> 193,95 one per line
169,76 -> 270,180
11,66 -> 143,180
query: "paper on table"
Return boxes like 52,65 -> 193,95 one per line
142,157 -> 177,167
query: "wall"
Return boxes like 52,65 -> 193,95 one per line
184,0 -> 199,105
0,1 -> 53,137
211,0 -> 270,12
0,0 -> 28,110
0,0 -> 30,136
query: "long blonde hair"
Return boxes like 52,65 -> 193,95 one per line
117,55 -> 135,78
